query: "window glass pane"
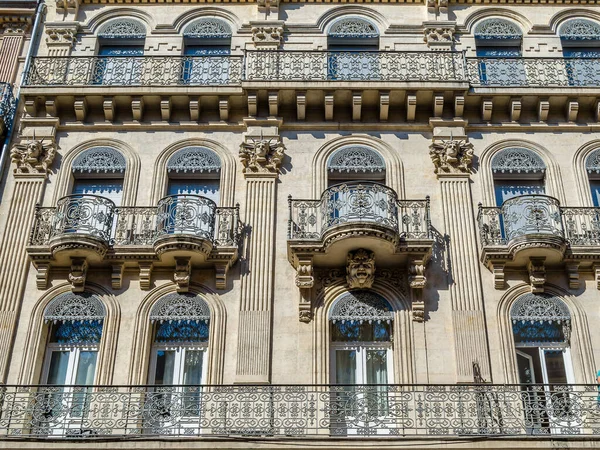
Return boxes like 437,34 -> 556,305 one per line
72,179 -> 124,206
494,181 -> 545,206
476,46 -> 521,57
74,351 -> 98,385
366,350 -> 388,415
154,320 -> 209,344
95,45 -> 144,85
99,45 -> 144,57
46,351 -> 70,385
183,350 -> 204,385
184,45 -> 230,56
50,321 -> 103,345
335,350 -> 356,384
167,180 -> 219,205
331,321 -> 391,342
154,350 -> 176,385
590,180 -> 600,206
544,350 -> 568,385
512,321 -> 565,345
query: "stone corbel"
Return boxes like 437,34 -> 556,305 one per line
594,263 -> 600,290
0,16 -> 32,35
298,288 -> 312,323
492,262 -> 505,290
565,262 -> 580,290
68,257 -> 88,293
409,256 -> 428,322
257,0 -> 279,11
139,262 -> 153,290
112,263 -> 124,290
528,257 -> 546,293
34,261 -> 51,290
174,257 -> 191,293
214,261 -> 230,290
251,21 -> 284,49
56,0 -> 82,16
422,21 -> 455,49
295,255 -> 314,289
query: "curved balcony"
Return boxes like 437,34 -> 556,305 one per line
288,182 -> 432,267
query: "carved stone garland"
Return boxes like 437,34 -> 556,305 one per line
429,138 -> 474,174
328,18 -> 379,39
239,138 -> 285,173
474,18 -> 522,40
560,19 -> 600,41
167,147 -> 221,174
10,138 -> 56,174
330,290 -> 393,324
98,19 -> 146,39
149,293 -> 210,324
44,292 -> 106,323
184,18 -> 232,39
72,147 -> 126,174
328,146 -> 385,173
491,148 -> 545,175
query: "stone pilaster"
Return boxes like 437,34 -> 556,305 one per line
431,123 -> 491,383
0,121 -> 57,382
235,125 -> 285,384
0,16 -> 31,82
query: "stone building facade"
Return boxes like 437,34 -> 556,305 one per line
1,0 -> 600,447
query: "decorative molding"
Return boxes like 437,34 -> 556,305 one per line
328,146 -> 385,174
251,24 -> 284,49
44,291 -> 105,323
72,146 -> 126,174
10,138 -> 56,175
174,257 -> 191,293
68,257 -> 88,293
408,256 -> 427,322
0,16 -> 31,35
239,137 -> 285,174
346,248 -> 375,289
45,27 -> 77,47
167,147 -> 221,174
594,263 -> 600,290
139,262 -> 153,290
427,0 -> 448,15
55,0 -> 81,14
111,263 -> 124,290
528,257 -> 546,293
257,0 -> 279,9
183,18 -> 231,39
330,290 -> 393,324
299,309 -> 312,323
295,255 -> 314,289
423,22 -> 454,48
429,138 -> 474,175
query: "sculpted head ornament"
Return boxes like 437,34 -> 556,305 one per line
429,137 -> 474,174
239,137 -> 285,173
10,134 -> 56,175
347,248 -> 375,289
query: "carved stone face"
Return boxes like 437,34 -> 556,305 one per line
347,248 -> 375,289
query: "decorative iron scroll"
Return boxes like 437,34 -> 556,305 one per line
586,148 -> 600,174
491,148 -> 546,174
329,290 -> 393,324
44,292 -> 106,323
560,19 -> 600,41
184,18 -> 232,39
167,147 -> 221,174
474,18 -> 522,40
328,146 -> 385,173
98,19 -> 146,39
150,293 -> 210,323
510,293 -> 570,324
72,147 -> 127,174
328,17 -> 379,39
502,195 -> 564,241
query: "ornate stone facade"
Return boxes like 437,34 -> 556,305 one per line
239,137 -> 285,173
10,138 -> 56,174
429,138 -> 474,174
346,249 -> 376,289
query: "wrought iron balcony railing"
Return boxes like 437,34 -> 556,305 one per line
288,182 -> 430,240
29,194 -> 240,248
478,194 -> 600,247
0,82 -> 16,132
24,56 -> 244,86
0,383 -> 599,438
22,53 -> 600,88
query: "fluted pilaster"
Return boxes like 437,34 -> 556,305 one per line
0,35 -> 23,82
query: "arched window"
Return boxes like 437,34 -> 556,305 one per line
148,293 -> 210,397
474,18 -> 524,85
166,147 -> 221,204
559,19 -> 600,86
182,18 -> 232,85
41,292 -> 105,387
585,148 -> 600,206
71,147 -> 127,206
95,18 -> 146,84
327,17 -> 380,80
491,148 -> 546,206
327,145 -> 385,185
511,293 -> 574,386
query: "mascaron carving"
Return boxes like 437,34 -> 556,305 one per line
347,249 -> 375,289
429,138 -> 474,174
239,138 -> 285,173
11,138 -> 56,174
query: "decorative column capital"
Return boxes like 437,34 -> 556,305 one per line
346,248 -> 375,289
56,0 -> 82,16
239,135 -> 285,176
251,21 -> 284,49
429,137 -> 474,176
10,136 -> 56,175
0,16 -> 32,35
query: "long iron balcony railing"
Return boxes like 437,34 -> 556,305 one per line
0,383 -> 598,438
478,194 -> 600,247
288,182 -> 430,240
22,52 -> 600,88
29,194 -> 240,248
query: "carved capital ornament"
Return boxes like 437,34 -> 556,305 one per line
239,137 -> 285,174
429,138 -> 474,174
10,138 -> 56,175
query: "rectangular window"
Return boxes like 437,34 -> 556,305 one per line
168,179 -> 219,205
183,45 -> 231,85
494,180 -> 545,207
476,46 -> 526,86
94,45 -> 144,85
72,179 -> 124,206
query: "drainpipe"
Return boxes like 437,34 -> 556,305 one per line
0,0 -> 46,183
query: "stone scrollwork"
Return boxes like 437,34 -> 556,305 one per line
239,137 -> 285,174
44,291 -> 105,323
429,138 -> 474,175
491,148 -> 545,174
174,257 -> 191,293
560,19 -> 600,41
295,256 -> 314,289
474,18 -> 522,40
184,18 -> 232,39
408,256 -> 428,322
10,137 -> 56,175
346,248 -> 375,289
150,292 -> 210,324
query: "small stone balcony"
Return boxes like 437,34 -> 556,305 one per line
478,194 -> 600,290
287,182 -> 433,288
27,194 -> 240,290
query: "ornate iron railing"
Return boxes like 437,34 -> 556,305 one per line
24,56 -> 243,86
0,82 -> 16,132
288,182 -> 430,240
23,53 -> 600,87
30,195 -> 240,248
0,383 -> 599,438
477,195 -> 600,247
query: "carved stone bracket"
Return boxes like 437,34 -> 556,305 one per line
174,257 -> 191,293
528,257 -> 546,293
251,22 -> 284,49
492,262 -> 506,290
10,137 -> 56,175
239,135 -> 285,175
213,261 -> 230,290
565,262 -> 580,290
45,26 -> 77,48
68,257 -> 88,293
423,21 -> 455,49
56,0 -> 82,15
408,256 -> 428,322
112,263 -> 124,290
347,249 -> 375,289
257,0 -> 279,10
34,261 -> 51,290
429,137 -> 474,175
427,0 -> 448,16
139,262 -> 153,290
295,255 -> 314,289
